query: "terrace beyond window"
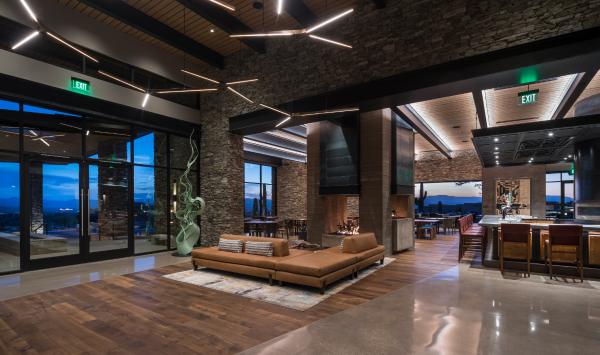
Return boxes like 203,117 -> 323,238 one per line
415,181 -> 482,216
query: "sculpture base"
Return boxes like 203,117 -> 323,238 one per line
171,251 -> 191,257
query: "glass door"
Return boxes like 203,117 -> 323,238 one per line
27,159 -> 82,266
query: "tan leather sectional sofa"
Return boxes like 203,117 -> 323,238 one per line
191,233 -> 385,293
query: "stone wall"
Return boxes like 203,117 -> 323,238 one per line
277,160 -> 307,220
197,0 -> 600,243
347,196 -> 360,218
415,149 -> 482,182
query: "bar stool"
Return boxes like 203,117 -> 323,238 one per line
547,224 -> 584,282
499,223 -> 531,277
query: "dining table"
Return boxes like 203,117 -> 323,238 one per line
244,219 -> 280,237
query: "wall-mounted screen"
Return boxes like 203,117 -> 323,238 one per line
319,114 -> 360,194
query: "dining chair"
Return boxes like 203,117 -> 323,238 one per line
499,223 -> 531,277
547,224 -> 584,281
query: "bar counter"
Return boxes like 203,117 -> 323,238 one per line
478,215 -> 600,273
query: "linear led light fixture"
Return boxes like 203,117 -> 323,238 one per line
277,0 -> 284,15
275,116 -> 291,127
59,122 -> 82,130
264,130 -> 307,145
39,138 -> 50,147
12,30 -> 39,50
226,87 -> 253,103
208,0 -> 235,12
98,70 -> 145,92
308,35 -> 352,48
28,129 -> 38,137
243,138 -> 307,157
260,104 -> 290,116
230,30 -> 299,38
306,9 -> 354,33
480,90 -> 492,128
404,104 -> 453,151
181,69 -> 220,84
142,93 -> 150,107
19,0 -> 38,23
293,107 -> 359,117
46,32 -> 99,63
226,78 -> 259,85
155,88 -> 218,94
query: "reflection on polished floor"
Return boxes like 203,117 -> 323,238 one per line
0,251 -> 187,301
241,264 -> 600,355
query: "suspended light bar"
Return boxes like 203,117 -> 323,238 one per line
275,116 -> 291,127
230,30 -> 300,38
19,0 -> 38,23
97,70 -> 145,92
39,138 -> 50,147
11,30 -> 39,50
260,104 -> 289,116
207,0 -> 235,12
294,107 -> 359,117
308,35 -> 352,48
243,138 -> 307,157
226,87 -> 253,103
181,69 -> 220,84
142,93 -> 150,107
277,0 -> 284,15
155,88 -> 218,94
46,32 -> 99,63
306,9 -> 354,33
28,129 -> 38,137
226,78 -> 259,85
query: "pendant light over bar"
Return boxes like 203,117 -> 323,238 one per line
207,0 -> 235,12
19,0 -> 38,23
98,70 -> 145,92
155,88 -> 218,94
181,69 -> 220,84
226,87 -> 254,104
226,78 -> 259,85
46,32 -> 99,63
11,30 -> 39,50
293,107 -> 359,117
260,104 -> 290,116
308,35 -> 352,49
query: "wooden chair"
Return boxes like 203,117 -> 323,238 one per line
547,224 -> 584,281
499,223 -> 531,277
458,216 -> 486,261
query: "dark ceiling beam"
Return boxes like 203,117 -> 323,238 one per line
175,0 -> 265,53
79,0 -> 223,68
373,0 -> 387,8
553,71 -> 596,119
472,90 -> 488,129
285,1 -> 319,27
392,106 -> 452,159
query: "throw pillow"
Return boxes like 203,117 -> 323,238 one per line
218,239 -> 244,253
245,241 -> 274,257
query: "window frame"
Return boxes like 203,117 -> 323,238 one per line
244,162 -> 277,218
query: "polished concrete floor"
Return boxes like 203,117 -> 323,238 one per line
0,251 -> 188,301
241,264 -> 600,355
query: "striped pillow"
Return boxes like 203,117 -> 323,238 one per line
245,241 -> 273,257
340,239 -> 345,250
218,239 -> 244,253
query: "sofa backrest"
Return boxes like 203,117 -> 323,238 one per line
220,234 -> 290,257
342,233 -> 378,253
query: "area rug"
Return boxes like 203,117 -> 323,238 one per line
163,257 -> 395,311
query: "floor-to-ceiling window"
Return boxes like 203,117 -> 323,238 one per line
414,181 -> 482,216
546,171 -> 575,219
244,162 -> 275,218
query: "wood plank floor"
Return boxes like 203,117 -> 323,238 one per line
0,235 -> 464,355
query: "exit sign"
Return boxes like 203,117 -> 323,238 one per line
70,77 -> 91,95
518,89 -> 539,105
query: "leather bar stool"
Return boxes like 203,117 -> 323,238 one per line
547,224 -> 584,281
499,223 -> 532,277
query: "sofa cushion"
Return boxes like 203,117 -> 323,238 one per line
218,239 -> 244,253
221,234 -> 289,257
342,233 -> 378,253
193,247 -> 277,269
245,241 -> 273,257
275,251 -> 357,277
324,245 -> 385,261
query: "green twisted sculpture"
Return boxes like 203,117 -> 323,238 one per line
174,130 -> 205,256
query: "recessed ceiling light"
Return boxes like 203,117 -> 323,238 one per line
568,154 -> 572,158
564,157 -> 568,160
494,137 -> 499,142
210,29 -> 215,33
548,132 -> 554,137
494,147 -> 499,150
494,152 -> 499,155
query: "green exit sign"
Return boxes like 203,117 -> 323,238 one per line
518,89 -> 539,105
70,77 -> 91,95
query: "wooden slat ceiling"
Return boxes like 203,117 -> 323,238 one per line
414,133 -> 436,154
482,74 -> 578,127
409,92 -> 478,151
565,70 -> 600,118
55,0 -> 355,63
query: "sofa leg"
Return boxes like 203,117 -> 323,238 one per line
268,275 -> 273,286
319,287 -> 325,295
278,280 -> 283,286
380,258 -> 384,265
192,261 -> 198,270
